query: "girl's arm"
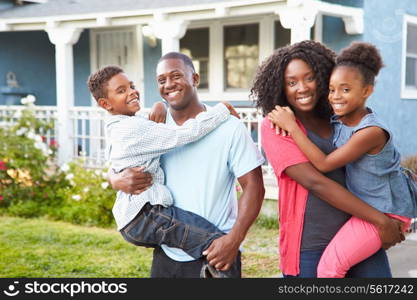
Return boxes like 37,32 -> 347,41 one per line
268,107 -> 387,172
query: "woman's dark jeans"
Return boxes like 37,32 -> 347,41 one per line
283,248 -> 392,278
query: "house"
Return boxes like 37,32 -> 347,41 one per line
0,0 -> 416,167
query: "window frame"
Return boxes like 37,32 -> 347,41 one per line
401,14 -> 417,99
186,16 -> 277,102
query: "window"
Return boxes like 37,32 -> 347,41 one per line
405,23 -> 417,90
224,23 -> 259,90
180,28 -> 209,89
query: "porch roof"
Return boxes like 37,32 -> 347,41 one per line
0,0 -> 244,19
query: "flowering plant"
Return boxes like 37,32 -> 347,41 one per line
0,95 -> 63,208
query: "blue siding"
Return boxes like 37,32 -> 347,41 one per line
0,31 -> 56,105
322,15 -> 362,53
0,29 -> 91,106
363,0 -> 417,156
142,38 -> 162,107
74,30 -> 91,106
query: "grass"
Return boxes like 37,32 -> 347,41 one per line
0,204 -> 280,278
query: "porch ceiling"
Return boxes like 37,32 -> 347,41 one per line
0,0 -> 286,31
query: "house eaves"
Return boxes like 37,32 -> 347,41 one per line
0,0 -> 287,32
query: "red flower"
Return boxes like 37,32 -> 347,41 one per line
0,195 -> 3,202
42,136 -> 47,143
0,161 -> 7,171
49,139 -> 58,148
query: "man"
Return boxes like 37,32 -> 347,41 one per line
109,52 -> 265,278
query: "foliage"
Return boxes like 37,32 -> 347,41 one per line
54,160 -> 116,227
0,97 -> 116,228
0,96 -> 66,215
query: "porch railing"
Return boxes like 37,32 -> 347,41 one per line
0,105 -> 277,198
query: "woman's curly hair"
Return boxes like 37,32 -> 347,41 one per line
336,42 -> 384,85
250,40 -> 336,118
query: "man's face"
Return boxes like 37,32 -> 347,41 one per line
156,58 -> 199,110
99,73 -> 140,116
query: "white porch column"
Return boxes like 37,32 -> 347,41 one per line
46,27 -> 83,165
151,20 -> 189,54
277,0 -> 317,44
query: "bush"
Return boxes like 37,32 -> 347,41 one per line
0,97 -> 116,228
0,96 -> 66,212
54,160 -> 116,228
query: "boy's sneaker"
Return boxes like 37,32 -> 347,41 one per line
200,262 -> 229,278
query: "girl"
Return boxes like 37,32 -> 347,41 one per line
268,42 -> 417,278
251,40 -> 404,277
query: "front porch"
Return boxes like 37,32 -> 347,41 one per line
0,104 -> 279,199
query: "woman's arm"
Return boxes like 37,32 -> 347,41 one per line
268,106 -> 387,172
285,162 -> 404,249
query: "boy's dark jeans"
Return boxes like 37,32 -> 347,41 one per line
120,202 -> 224,259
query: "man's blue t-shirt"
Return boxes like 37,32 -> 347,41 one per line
160,105 -> 264,262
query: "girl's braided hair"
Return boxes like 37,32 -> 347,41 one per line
250,40 -> 335,119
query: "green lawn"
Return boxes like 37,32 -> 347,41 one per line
0,215 -> 280,278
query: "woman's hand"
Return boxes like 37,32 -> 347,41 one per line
221,101 -> 240,119
267,106 -> 296,136
377,216 -> 405,249
108,167 -> 152,195
149,101 -> 167,123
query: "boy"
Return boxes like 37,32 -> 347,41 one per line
87,65 -> 237,276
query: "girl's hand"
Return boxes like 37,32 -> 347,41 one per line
267,106 -> 296,136
149,101 -> 167,123
221,101 -> 240,119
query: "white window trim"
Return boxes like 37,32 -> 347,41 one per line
187,15 -> 321,102
401,14 -> 417,100
89,26 -> 144,106
187,16 -> 275,102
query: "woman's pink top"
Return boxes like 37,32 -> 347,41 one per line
261,117 -> 309,276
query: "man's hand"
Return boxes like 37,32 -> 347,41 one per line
108,166 -> 152,194
221,101 -> 240,119
202,234 -> 240,271
377,216 -> 405,249
149,101 -> 167,123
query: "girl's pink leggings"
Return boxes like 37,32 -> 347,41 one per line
317,214 -> 411,278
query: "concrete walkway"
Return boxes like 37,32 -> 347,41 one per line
387,231 -> 417,278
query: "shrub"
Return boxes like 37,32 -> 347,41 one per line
0,96 -> 66,213
54,159 -> 116,228
0,97 -> 116,228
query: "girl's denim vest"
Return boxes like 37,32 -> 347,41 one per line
331,108 -> 417,218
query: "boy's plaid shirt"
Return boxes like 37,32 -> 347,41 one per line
106,103 -> 230,230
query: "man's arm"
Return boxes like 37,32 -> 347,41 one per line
203,166 -> 265,271
108,167 -> 152,195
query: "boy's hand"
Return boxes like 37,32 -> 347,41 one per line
149,101 -> 167,123
221,101 -> 240,119
109,167 -> 152,194
267,105 -> 296,136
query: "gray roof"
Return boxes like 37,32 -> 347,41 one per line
0,0 -> 243,19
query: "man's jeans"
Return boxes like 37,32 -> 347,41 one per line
150,246 -> 242,278
120,202 -> 224,259
283,248 -> 392,278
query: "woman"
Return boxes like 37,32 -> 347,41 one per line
250,40 -> 404,277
